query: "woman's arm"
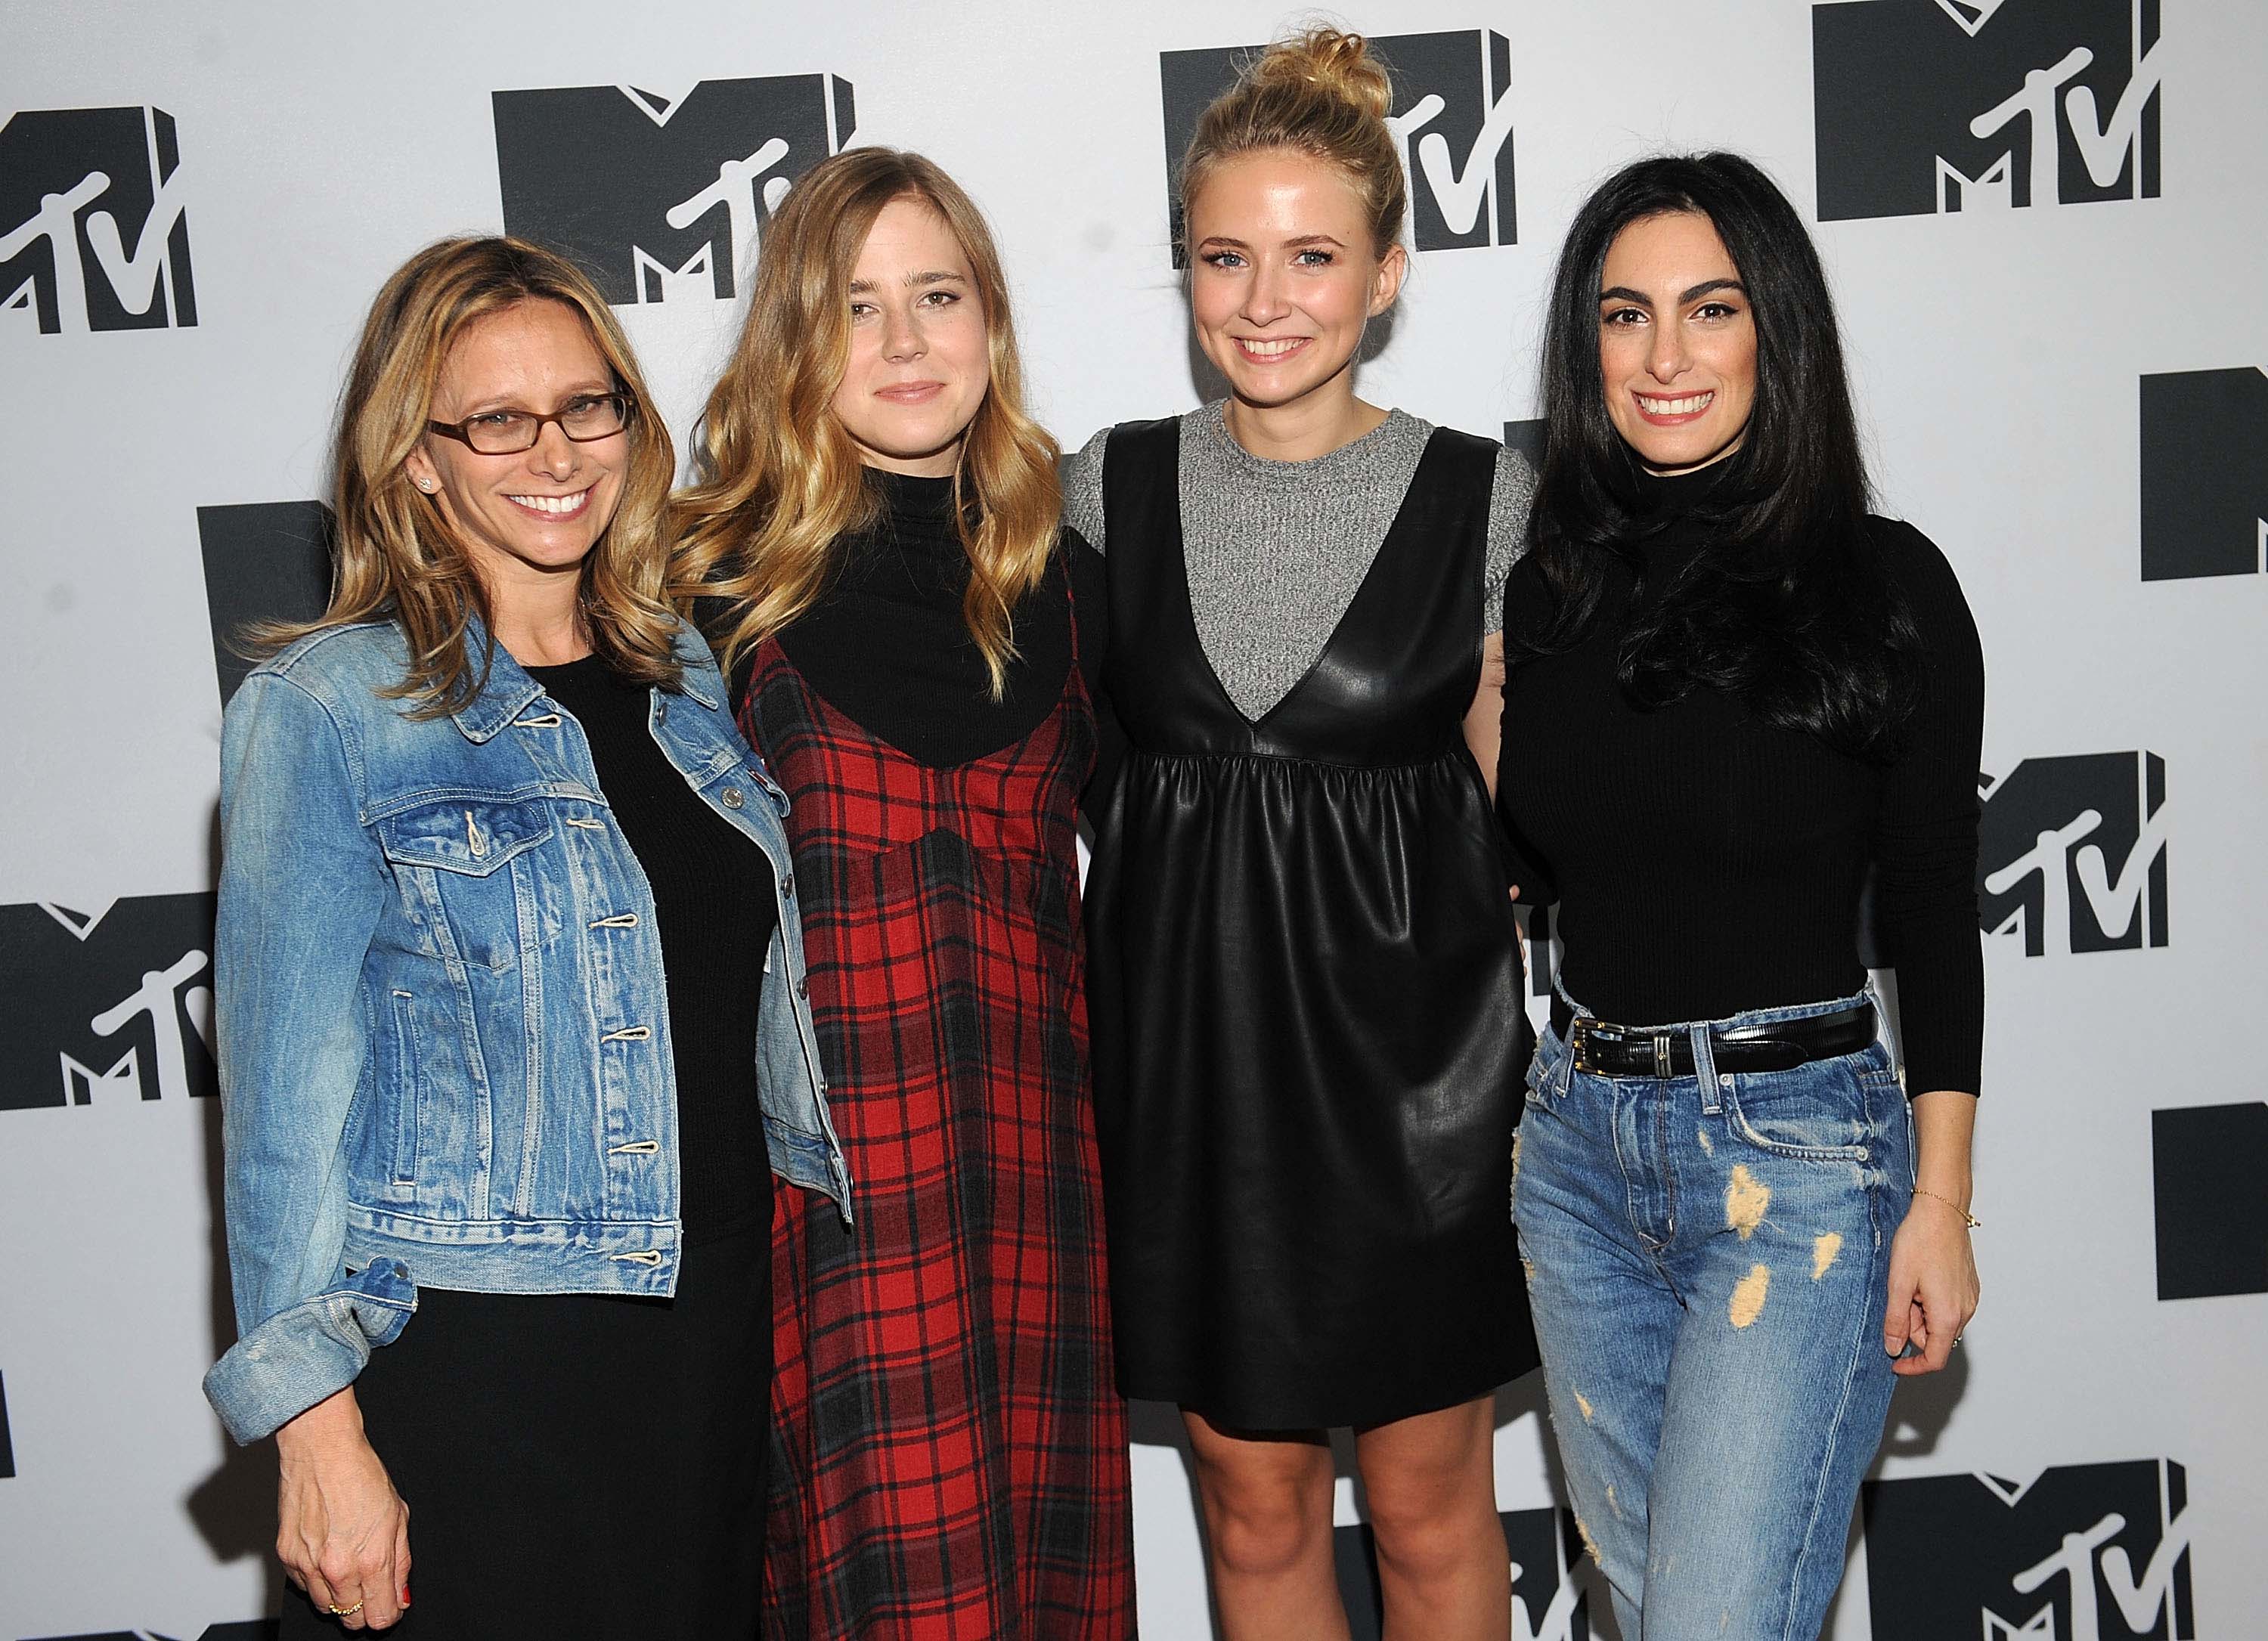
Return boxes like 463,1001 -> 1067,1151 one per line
205,669 -> 411,1627
1461,630 -> 1506,800
1870,521 -> 1988,1375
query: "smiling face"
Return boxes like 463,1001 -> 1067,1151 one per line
1597,210 -> 1758,474
1186,150 -> 1405,420
830,197 -> 990,477
404,297 -> 625,599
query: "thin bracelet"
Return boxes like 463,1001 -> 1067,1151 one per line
1911,1187 -> 1981,1228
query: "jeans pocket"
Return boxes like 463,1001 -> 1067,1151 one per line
1721,1053 -> 1879,1162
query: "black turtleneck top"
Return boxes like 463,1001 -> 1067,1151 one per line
738,469 -> 1111,774
521,653 -> 777,1241
1496,467 -> 1986,1097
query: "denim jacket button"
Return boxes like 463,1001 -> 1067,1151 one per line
796,975 -> 810,999
720,786 -> 745,810
392,1262 -> 408,1278
781,872 -> 795,897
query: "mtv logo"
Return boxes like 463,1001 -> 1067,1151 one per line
493,76 -> 855,306
197,500 -> 336,706
1978,752 -> 2166,957
0,104 -> 196,334
1813,0 -> 2161,221
2152,1103 -> 2268,1300
0,895 -> 217,1111
1335,1508 -> 1588,1640
1160,30 -> 1516,267
1864,1459 -> 2194,1639
2139,368 -> 2268,580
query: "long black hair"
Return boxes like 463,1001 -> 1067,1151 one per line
1514,152 -> 1922,761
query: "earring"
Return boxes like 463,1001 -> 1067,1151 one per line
418,479 -> 435,492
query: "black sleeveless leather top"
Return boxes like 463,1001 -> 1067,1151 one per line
1083,416 -> 1538,1429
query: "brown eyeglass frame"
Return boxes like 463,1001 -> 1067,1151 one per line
425,391 -> 635,453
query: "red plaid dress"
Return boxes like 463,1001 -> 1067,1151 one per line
742,599 -> 1136,1639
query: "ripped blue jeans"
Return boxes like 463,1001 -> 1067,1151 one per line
1510,989 -> 1914,1641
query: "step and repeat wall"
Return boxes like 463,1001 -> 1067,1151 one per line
4,1 -> 2263,1636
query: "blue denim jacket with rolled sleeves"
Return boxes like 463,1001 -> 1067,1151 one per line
202,618 -> 848,1444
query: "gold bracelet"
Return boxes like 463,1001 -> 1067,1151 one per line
1911,1187 -> 1981,1228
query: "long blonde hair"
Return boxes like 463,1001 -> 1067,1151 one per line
1180,27 -> 1407,259
259,235 -> 681,715
673,148 -> 1059,695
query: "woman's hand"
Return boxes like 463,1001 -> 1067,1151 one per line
1882,1087 -> 1981,1376
274,1388 -> 411,1629
1882,1191 -> 1979,1374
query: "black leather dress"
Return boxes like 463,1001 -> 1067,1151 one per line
1084,416 -> 1538,1430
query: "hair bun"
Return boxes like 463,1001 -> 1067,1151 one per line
1247,27 -> 1394,122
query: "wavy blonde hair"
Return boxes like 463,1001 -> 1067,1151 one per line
673,148 -> 1059,695
1180,26 -> 1407,259
256,235 -> 680,715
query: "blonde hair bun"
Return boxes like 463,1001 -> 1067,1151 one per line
1247,28 -> 1393,122
1179,26 -> 1408,257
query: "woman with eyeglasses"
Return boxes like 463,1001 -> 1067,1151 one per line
203,235 -> 844,1639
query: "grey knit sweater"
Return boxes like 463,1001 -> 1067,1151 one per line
1059,401 -> 1535,720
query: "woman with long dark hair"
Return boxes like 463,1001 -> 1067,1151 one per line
1501,153 -> 1984,1638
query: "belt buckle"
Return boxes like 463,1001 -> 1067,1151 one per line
1569,1017 -> 1600,1075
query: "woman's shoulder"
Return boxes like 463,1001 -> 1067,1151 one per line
1057,413 -> 1190,552
1864,515 -> 1983,662
1864,515 -> 1970,607
243,620 -> 409,704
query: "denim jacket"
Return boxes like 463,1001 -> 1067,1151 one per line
203,618 -> 848,1444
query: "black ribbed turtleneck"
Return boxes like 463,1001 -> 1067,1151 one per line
520,653 -> 777,1241
758,469 -> 1111,773
1497,470 -> 1987,1097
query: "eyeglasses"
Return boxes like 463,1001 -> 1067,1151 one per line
426,391 -> 633,455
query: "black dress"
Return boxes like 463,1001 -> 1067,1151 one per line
1084,418 -> 1538,1430
283,656 -> 776,1640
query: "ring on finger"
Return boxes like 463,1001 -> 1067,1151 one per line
327,1599 -> 365,1617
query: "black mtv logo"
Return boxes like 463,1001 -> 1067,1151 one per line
0,105 -> 196,333
1978,752 -> 2166,957
1160,30 -> 1516,268
1814,0 -> 2161,221
494,76 -> 854,306
22,1625 -> 277,1641
1501,416 -> 1546,473
1864,1459 -> 2192,1639
1335,1508 -> 1588,1640
0,895 -> 216,1111
2153,1103 -> 2268,1300
2139,368 -> 2268,581
197,500 -> 336,706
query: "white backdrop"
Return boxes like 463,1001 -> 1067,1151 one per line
3,2 -> 2264,1636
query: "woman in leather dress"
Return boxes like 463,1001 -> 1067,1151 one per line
1066,30 -> 1539,1641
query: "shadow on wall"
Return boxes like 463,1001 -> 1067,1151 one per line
184,793 -> 285,1620
1815,1344 -> 1974,1640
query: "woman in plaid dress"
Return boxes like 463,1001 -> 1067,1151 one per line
676,149 -> 1134,1639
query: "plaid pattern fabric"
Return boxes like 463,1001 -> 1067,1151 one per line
744,598 -> 1136,1639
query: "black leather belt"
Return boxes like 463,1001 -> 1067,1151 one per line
1549,998 -> 1878,1078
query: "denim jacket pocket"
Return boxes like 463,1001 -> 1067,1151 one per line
376,799 -> 555,972
375,797 -> 553,875
1720,1052 -> 1881,1163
